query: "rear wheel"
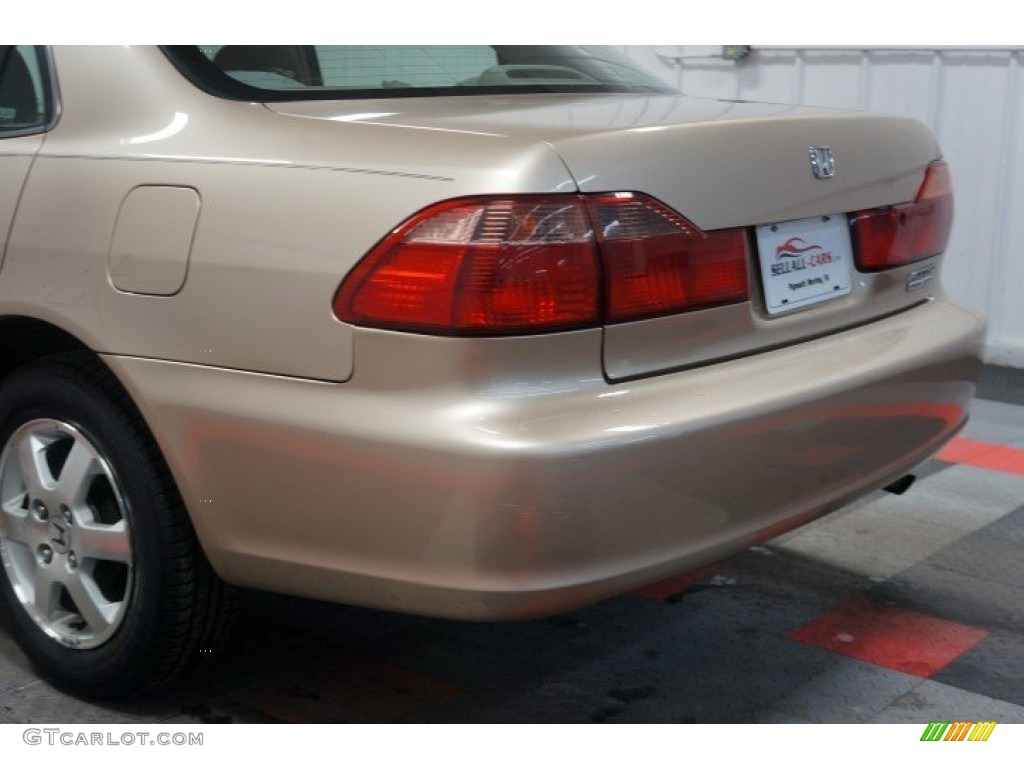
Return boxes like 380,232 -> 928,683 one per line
0,354 -> 234,698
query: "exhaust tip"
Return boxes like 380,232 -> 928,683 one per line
883,474 -> 917,496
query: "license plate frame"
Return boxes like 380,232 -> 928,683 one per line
755,214 -> 854,315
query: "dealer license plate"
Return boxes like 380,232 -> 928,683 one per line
755,214 -> 853,315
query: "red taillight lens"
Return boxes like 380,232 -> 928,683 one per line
589,193 -> 749,323
334,197 -> 600,335
851,160 -> 953,272
334,193 -> 751,335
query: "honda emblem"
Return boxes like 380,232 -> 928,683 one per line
808,146 -> 836,179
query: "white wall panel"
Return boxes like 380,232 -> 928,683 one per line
623,46 -> 1024,366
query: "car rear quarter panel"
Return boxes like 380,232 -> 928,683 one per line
0,46 -> 576,381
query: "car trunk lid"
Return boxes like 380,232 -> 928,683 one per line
546,109 -> 941,380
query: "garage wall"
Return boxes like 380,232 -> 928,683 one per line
621,46 -> 1024,367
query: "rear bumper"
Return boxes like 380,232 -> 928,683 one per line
103,297 -> 984,620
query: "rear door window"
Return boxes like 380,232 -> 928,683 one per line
0,46 -> 54,136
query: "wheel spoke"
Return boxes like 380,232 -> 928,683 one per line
55,440 -> 99,507
15,433 -> 47,496
32,566 -> 61,622
76,519 -> 131,563
0,499 -> 28,543
63,574 -> 115,635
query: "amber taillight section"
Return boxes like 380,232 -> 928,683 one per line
850,160 -> 954,272
334,193 -> 750,336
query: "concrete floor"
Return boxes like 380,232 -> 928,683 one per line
2,367 -> 1024,724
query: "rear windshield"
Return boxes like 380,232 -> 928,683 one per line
162,46 -> 674,101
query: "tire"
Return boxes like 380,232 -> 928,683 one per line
0,353 -> 235,698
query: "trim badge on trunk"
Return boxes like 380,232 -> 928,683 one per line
809,146 -> 836,179
907,265 -> 936,292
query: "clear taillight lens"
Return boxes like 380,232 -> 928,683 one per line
850,160 -> 954,272
334,193 -> 750,335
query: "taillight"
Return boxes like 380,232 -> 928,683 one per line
334,193 -> 750,335
850,160 -> 953,272
333,196 -> 600,335
589,193 -> 749,323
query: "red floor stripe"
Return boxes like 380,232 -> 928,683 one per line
632,565 -> 720,601
937,437 -> 993,463
937,437 -> 1024,476
788,598 -> 988,677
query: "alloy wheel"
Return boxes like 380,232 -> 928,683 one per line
0,419 -> 132,649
